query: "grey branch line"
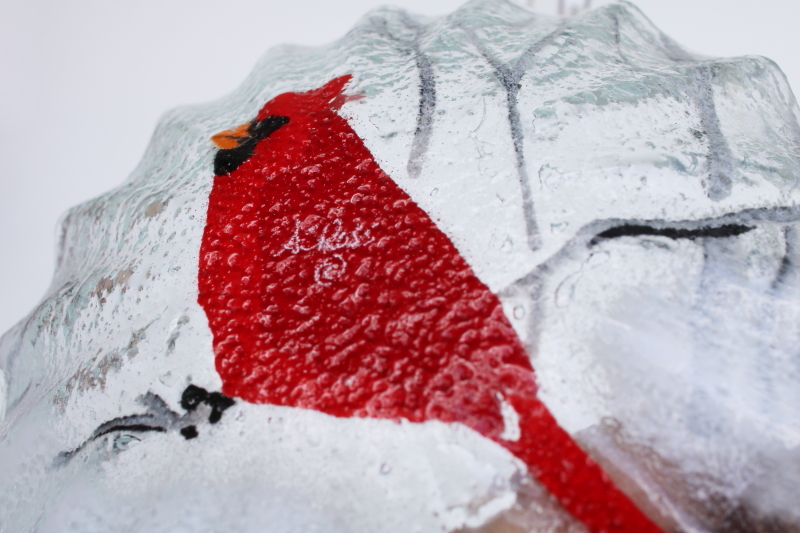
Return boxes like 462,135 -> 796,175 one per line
368,15 -> 436,180
461,22 -> 568,252
656,30 -> 733,201
611,14 -> 734,202
690,65 -> 733,201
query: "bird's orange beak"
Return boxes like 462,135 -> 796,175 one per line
211,123 -> 250,149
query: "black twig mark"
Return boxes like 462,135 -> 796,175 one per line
181,384 -> 209,411
182,384 -> 236,424
180,426 -> 199,440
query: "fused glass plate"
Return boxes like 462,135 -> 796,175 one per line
1,1 -> 799,531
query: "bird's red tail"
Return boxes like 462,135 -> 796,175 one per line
502,394 -> 663,533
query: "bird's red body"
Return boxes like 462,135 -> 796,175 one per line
198,76 -> 662,533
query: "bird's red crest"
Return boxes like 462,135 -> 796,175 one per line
256,75 -> 355,120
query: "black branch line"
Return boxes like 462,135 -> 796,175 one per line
368,14 -> 436,180
460,22 -> 568,252
498,205 -> 800,370
54,385 -> 235,467
589,222 -> 752,246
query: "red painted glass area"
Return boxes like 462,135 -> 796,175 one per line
198,76 -> 663,533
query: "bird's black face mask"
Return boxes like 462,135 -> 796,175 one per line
211,115 -> 289,176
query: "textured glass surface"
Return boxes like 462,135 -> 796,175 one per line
1,1 -> 800,531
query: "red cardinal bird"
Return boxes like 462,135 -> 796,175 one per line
198,76 -> 663,533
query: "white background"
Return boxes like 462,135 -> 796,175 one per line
0,0 -> 798,335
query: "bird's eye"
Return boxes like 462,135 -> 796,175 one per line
110,434 -> 141,452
